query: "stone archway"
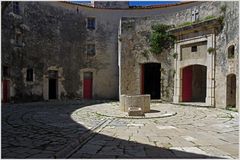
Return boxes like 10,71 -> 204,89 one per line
226,74 -> 236,107
182,65 -> 207,102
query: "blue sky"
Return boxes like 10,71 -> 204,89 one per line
129,1 -> 179,6
74,1 -> 180,6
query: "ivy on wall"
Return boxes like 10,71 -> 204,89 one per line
150,24 -> 176,54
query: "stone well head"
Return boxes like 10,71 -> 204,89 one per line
120,94 -> 150,114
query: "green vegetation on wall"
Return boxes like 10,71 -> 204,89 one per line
150,24 -> 176,54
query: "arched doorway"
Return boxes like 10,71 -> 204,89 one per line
141,63 -> 161,99
182,65 -> 207,102
226,74 -> 236,107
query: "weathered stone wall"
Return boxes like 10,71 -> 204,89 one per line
119,1 -> 239,106
1,1 -> 203,101
214,1 -> 239,109
2,1 -> 238,107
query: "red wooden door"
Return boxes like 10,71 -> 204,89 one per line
83,72 -> 92,99
182,66 -> 192,102
141,64 -> 144,94
2,80 -> 10,103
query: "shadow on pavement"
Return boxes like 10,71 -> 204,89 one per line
1,100 -> 225,159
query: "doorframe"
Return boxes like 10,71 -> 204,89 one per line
43,66 -> 65,100
141,63 -> 161,99
80,68 -> 96,99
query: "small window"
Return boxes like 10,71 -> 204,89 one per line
3,66 -> 10,77
86,44 -> 96,56
13,2 -> 20,14
228,45 -> 235,59
15,33 -> 22,46
191,46 -> 197,52
87,17 -> 95,30
26,68 -> 33,82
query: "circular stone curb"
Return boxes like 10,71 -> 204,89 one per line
96,111 -> 177,119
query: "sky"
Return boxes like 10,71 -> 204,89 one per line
129,1 -> 180,6
74,1 -> 180,6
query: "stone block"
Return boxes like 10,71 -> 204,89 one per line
122,94 -> 150,113
128,107 -> 144,116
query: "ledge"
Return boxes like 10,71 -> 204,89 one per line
168,18 -> 221,35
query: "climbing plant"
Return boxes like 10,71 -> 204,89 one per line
150,24 -> 176,54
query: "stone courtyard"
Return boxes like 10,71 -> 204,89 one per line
1,100 -> 239,158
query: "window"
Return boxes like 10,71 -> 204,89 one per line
86,44 -> 96,56
3,66 -> 10,77
228,45 -> 235,59
26,68 -> 33,82
191,46 -> 197,52
13,2 -> 20,14
15,33 -> 22,46
87,17 -> 95,30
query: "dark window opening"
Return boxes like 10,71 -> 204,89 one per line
191,46 -> 197,52
13,2 -> 20,14
3,66 -> 10,77
26,68 -> 33,82
87,44 -> 96,56
87,17 -> 95,30
228,45 -> 235,59
15,33 -> 22,46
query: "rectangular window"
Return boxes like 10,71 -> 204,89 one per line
87,17 -> 95,30
86,44 -> 96,56
13,2 -> 20,14
26,68 -> 33,82
191,46 -> 197,52
3,66 -> 10,77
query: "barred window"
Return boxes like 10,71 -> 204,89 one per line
87,17 -> 95,30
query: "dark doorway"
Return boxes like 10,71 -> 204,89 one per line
182,65 -> 207,102
226,74 -> 236,107
142,63 -> 161,99
49,79 -> 57,99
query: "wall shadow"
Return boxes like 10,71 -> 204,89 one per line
1,100 -> 226,159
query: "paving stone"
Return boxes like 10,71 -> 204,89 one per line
2,101 -> 239,159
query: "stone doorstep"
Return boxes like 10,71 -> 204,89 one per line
128,107 -> 145,116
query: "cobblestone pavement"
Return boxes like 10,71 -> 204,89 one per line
1,101 -> 239,159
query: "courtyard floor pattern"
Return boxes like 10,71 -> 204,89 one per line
1,100 -> 239,158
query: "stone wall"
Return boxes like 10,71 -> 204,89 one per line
1,1 -> 203,101
2,1 -> 239,108
119,1 -> 239,106
214,1 -> 239,109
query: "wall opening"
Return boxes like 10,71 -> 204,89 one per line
226,74 -> 236,107
182,65 -> 206,102
83,72 -> 93,99
141,63 -> 161,99
48,70 -> 58,99
228,45 -> 235,59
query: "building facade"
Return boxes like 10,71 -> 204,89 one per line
1,1 -> 239,110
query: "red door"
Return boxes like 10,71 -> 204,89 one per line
2,80 -> 10,103
83,72 -> 92,99
182,66 -> 192,102
141,64 -> 144,94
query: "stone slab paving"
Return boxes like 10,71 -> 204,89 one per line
1,100 -> 239,159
